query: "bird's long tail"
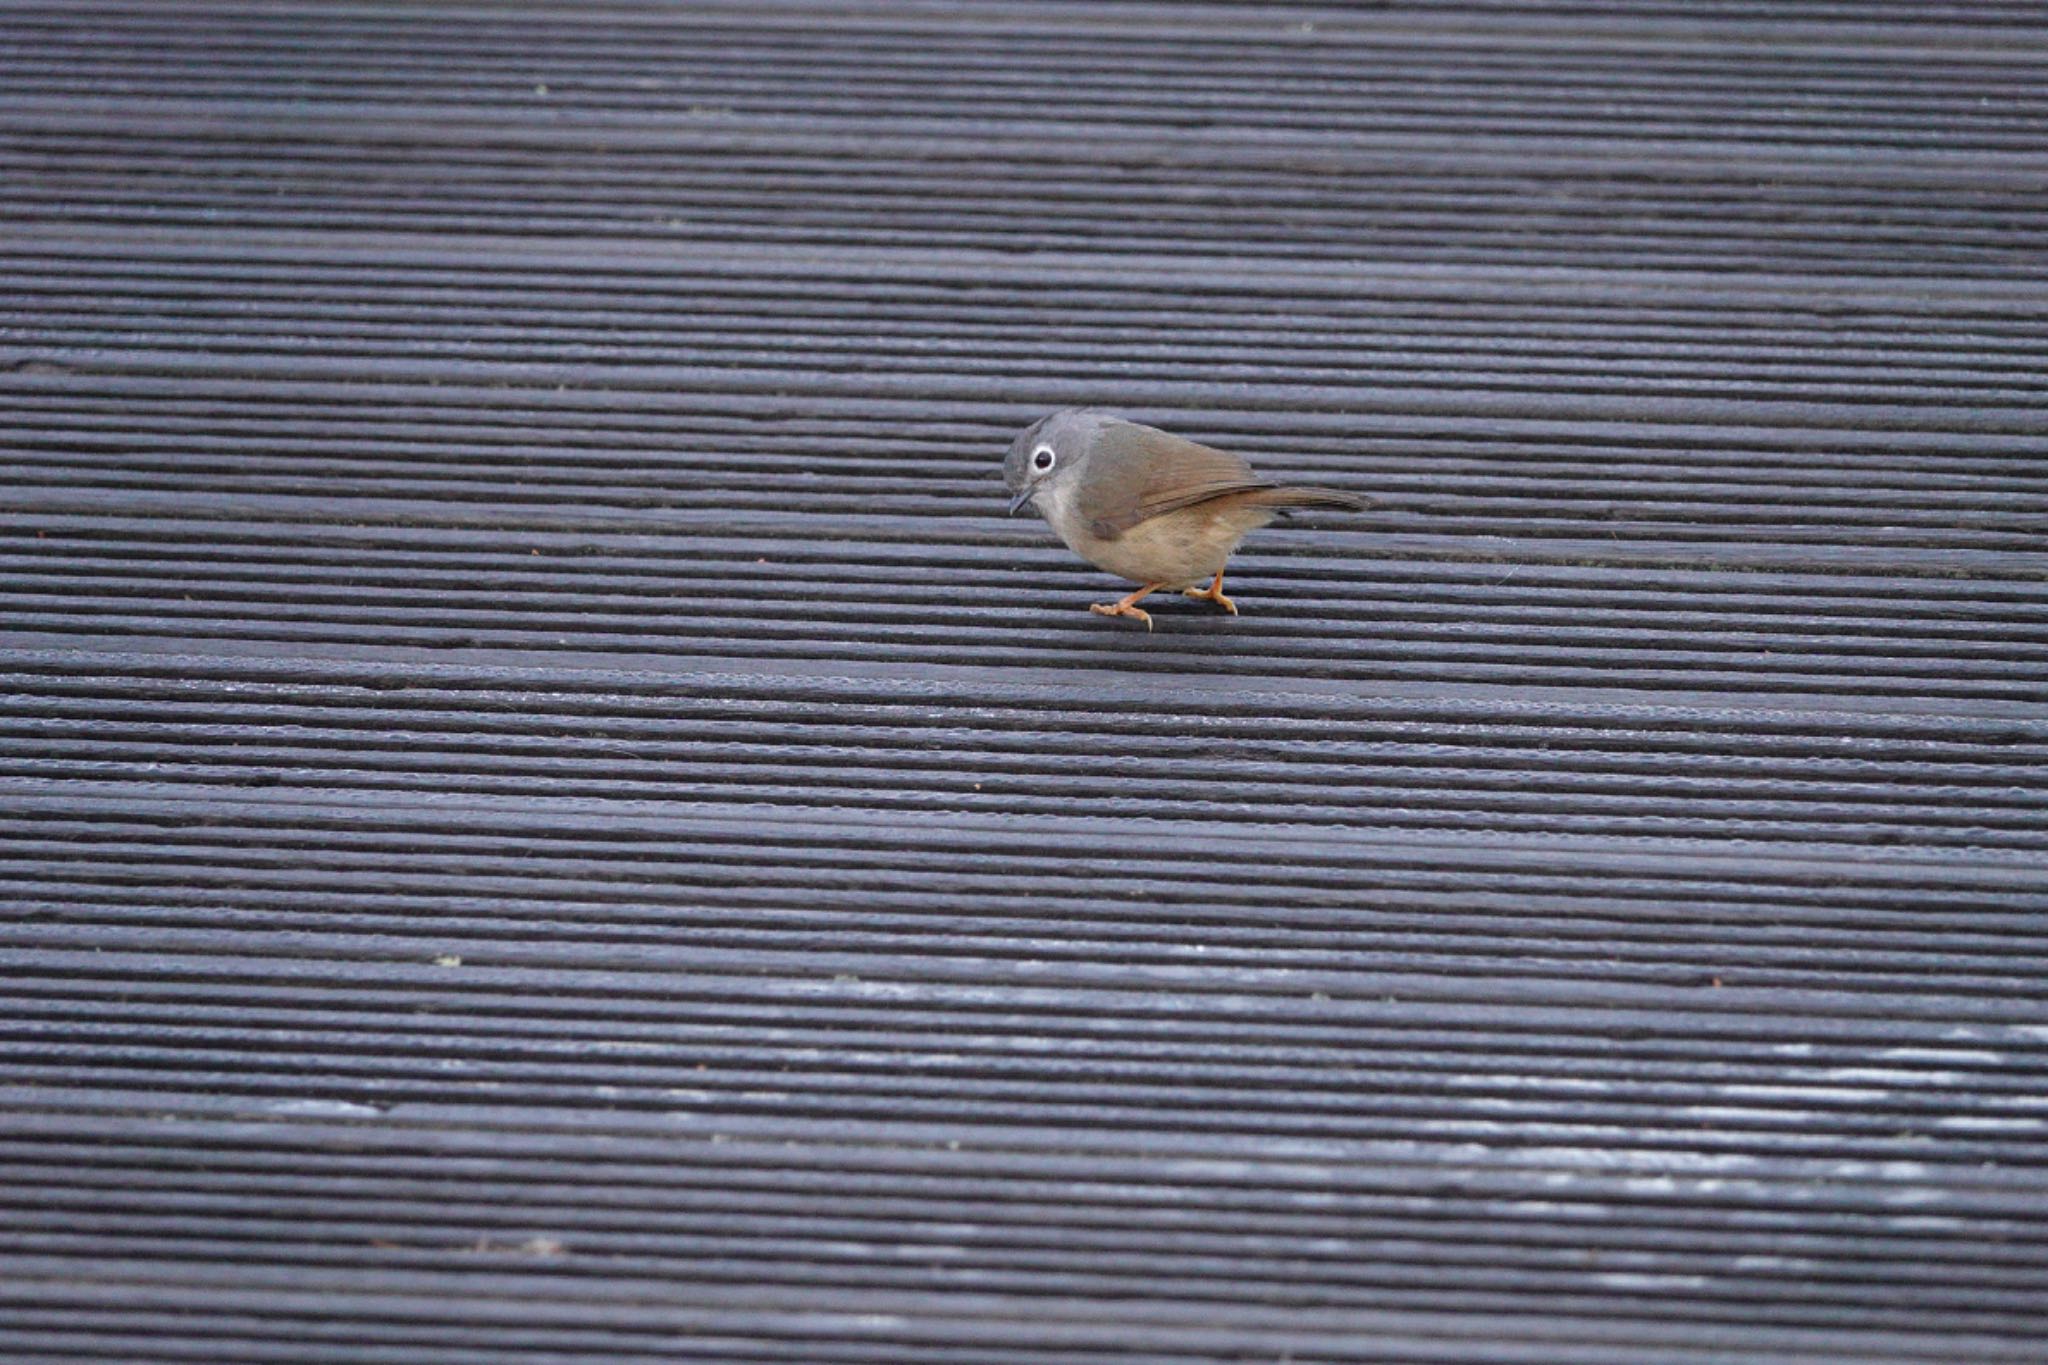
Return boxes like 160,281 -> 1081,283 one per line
1244,486 -> 1375,513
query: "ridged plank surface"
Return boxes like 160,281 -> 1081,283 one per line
2,2 -> 2045,1362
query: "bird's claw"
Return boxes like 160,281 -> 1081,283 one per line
1091,601 -> 1154,630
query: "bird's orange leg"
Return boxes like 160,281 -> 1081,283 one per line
1090,583 -> 1161,630
1183,570 -> 1238,615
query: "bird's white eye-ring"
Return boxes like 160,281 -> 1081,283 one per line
1032,445 -> 1056,472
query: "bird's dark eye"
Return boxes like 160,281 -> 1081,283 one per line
1032,446 -> 1055,472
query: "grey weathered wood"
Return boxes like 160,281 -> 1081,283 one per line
2,1 -> 2047,1361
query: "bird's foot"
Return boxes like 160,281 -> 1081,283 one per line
1090,601 -> 1154,630
1090,585 -> 1160,631
1183,573 -> 1238,615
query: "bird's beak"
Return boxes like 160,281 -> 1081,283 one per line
1007,489 -> 1035,516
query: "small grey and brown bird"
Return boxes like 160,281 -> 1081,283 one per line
1004,410 -> 1372,628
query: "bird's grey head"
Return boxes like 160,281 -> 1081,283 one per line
1004,409 -> 1106,516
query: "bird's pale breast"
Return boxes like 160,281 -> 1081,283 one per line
1066,496 -> 1277,588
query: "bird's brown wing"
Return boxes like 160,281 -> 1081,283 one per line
1079,419 -> 1275,539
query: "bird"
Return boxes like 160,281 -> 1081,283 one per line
1004,410 -> 1373,629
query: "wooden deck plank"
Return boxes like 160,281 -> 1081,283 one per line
2,1 -> 2045,1361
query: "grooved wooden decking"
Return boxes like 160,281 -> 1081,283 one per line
3,3 -> 2046,1362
